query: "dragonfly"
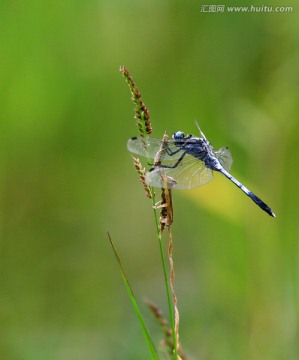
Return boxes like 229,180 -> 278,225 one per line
127,122 -> 275,217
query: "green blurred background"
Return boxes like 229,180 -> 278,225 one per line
0,0 -> 298,359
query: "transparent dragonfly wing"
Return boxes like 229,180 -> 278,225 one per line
127,137 -> 184,161
213,147 -> 233,171
145,154 -> 213,190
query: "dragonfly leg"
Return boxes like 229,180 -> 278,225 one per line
157,150 -> 187,169
165,146 -> 182,156
147,145 -> 186,167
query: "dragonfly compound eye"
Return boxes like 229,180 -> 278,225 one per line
173,131 -> 185,139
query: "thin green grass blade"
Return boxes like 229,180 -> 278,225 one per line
107,232 -> 159,360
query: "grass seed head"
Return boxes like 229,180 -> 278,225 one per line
132,157 -> 152,199
120,66 -> 152,136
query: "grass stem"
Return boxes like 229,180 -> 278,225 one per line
151,188 -> 179,359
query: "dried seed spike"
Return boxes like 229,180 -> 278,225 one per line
132,157 -> 152,199
154,133 -> 174,231
154,132 -> 169,166
159,175 -> 174,232
119,66 -> 152,136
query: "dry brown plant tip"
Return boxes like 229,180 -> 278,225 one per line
160,185 -> 174,232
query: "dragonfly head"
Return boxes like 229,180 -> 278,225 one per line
173,131 -> 185,140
